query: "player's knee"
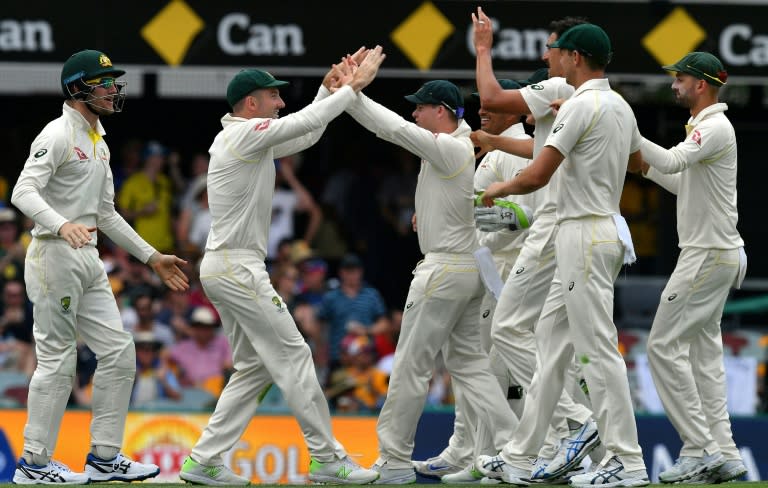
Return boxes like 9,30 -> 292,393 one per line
36,343 -> 78,377
100,330 -> 136,372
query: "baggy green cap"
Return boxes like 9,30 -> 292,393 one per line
662,51 -> 728,86
226,69 -> 290,108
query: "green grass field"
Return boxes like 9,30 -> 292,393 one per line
1,484 -> 767,488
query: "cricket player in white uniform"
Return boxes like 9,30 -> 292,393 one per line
472,10 -> 604,482
417,79 -> 536,484
632,52 -> 746,484
177,49 -> 386,486
477,23 -> 650,488
11,49 -> 189,485
343,79 -> 529,485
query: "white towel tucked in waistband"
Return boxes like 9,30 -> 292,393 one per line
612,214 -> 636,265
473,246 -> 504,301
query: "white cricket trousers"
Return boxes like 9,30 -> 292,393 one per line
24,238 -> 135,459
647,247 -> 742,459
491,213 -> 592,459
376,252 -> 517,469
192,250 -> 344,465
441,249 -> 521,466
503,216 -> 644,472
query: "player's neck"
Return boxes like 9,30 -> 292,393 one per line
69,100 -> 99,128
689,95 -> 719,119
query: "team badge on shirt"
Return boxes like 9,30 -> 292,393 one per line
690,130 -> 702,146
254,120 -> 271,131
74,147 -> 88,160
60,296 -> 71,313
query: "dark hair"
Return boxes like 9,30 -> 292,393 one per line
549,16 -> 589,37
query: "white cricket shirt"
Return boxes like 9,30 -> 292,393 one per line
544,78 -> 641,222
642,103 -> 743,249
12,102 -> 156,262
205,85 -> 356,255
346,93 -> 478,255
520,77 -> 575,217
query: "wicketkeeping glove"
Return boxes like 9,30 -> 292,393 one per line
474,199 -> 534,232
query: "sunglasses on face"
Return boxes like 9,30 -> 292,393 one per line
85,77 -> 117,89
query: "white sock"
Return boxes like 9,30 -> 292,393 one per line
91,446 -> 119,461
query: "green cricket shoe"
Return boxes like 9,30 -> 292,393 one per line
179,456 -> 250,486
309,456 -> 380,484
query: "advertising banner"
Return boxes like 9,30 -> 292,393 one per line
0,410 -> 378,483
1,409 -> 765,482
1,1 -> 767,79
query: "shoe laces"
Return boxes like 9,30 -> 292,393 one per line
49,460 -> 73,473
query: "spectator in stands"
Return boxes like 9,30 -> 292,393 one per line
0,208 -> 25,289
131,331 -> 182,406
177,152 -> 211,214
316,253 -> 389,373
186,177 -> 212,255
111,138 -> 142,192
337,334 -> 388,412
118,254 -> 163,311
374,307 -> 402,376
156,289 -> 193,341
296,258 -> 330,308
168,306 -> 233,397
273,263 -> 301,312
117,140 -> 175,253
0,279 -> 35,376
176,175 -> 211,259
125,293 -> 175,347
268,153 -> 323,260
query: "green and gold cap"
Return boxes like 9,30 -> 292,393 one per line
662,52 -> 727,86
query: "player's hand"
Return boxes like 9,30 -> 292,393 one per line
549,98 -> 566,115
349,46 -> 368,66
59,222 -> 97,249
479,181 -> 510,206
348,45 -> 386,92
471,7 -> 493,51
475,202 -> 534,232
471,130 -> 493,159
147,252 -> 190,291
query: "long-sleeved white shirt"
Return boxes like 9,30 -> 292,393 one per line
204,84 -> 356,255
346,93 -> 478,255
11,102 -> 156,263
642,102 -> 743,249
474,123 -> 537,253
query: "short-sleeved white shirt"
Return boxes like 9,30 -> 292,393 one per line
544,78 -> 641,222
520,77 -> 575,216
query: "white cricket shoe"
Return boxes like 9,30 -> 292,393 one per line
179,456 -> 250,485
371,461 -> 416,484
658,452 -> 725,484
441,463 -> 484,484
568,456 -> 649,488
13,459 -> 90,485
708,459 -> 747,483
475,455 -> 530,485
309,456 -> 380,484
412,455 -> 462,479
84,452 -> 159,482
543,418 -> 600,479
